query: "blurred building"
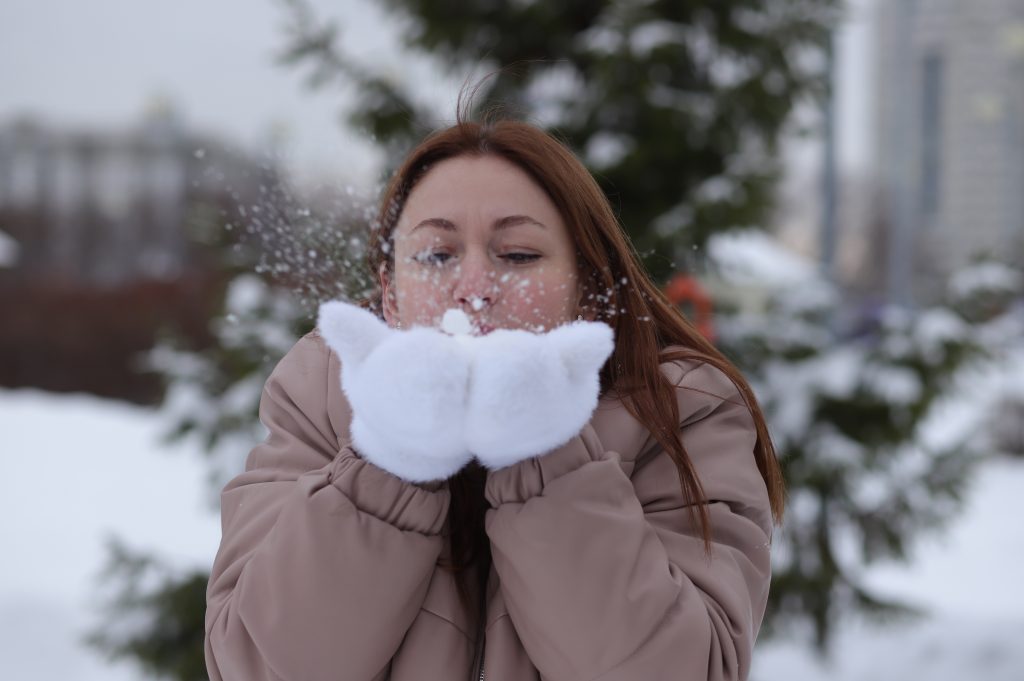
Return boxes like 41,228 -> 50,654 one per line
873,0 -> 1024,305
0,104 -> 280,403
0,104 -> 270,287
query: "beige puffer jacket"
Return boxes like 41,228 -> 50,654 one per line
204,328 -> 774,681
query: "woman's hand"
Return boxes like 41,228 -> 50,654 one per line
466,321 -> 615,471
317,300 -> 474,483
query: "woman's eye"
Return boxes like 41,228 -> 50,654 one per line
501,252 -> 540,264
414,251 -> 452,266
412,251 -> 538,266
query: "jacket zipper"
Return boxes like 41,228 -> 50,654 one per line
472,572 -> 487,681
477,635 -> 486,681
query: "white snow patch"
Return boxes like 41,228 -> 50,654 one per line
707,229 -> 820,290
949,261 -> 1022,299
584,131 -> 633,169
756,458 -> 1024,680
628,20 -> 684,55
0,387 -> 222,680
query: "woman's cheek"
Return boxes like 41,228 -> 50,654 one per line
395,275 -> 451,326
501,271 -> 576,329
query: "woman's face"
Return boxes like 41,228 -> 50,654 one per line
379,154 -> 582,335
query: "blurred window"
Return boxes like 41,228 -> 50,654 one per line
920,51 -> 944,219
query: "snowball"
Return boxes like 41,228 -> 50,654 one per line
441,308 -> 473,336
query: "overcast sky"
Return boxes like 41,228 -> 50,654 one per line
0,0 -> 874,190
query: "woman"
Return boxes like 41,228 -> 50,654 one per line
204,113 -> 784,681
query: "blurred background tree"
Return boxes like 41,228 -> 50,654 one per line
278,0 -> 840,281
85,0 -> 1024,678
703,235 -> 1023,648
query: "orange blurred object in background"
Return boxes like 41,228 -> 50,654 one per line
663,273 -> 716,343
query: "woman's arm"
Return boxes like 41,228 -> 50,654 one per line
204,331 -> 450,681
483,360 -> 773,681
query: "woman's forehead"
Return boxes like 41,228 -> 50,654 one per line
397,155 -> 565,232
403,153 -> 557,206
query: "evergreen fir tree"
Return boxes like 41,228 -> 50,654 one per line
277,0 -> 841,281
706,232 -> 1023,650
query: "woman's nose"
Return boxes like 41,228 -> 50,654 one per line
451,255 -> 499,310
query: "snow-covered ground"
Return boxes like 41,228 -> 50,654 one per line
1,385 -> 1021,680
0,388 -> 222,681
753,455 -> 1024,681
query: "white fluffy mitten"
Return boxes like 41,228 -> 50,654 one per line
465,321 -> 615,470
317,300 -> 474,483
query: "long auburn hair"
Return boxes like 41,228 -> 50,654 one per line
358,108 -> 785,629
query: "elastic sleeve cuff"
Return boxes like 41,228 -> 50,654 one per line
484,425 -> 607,507
326,446 -> 450,534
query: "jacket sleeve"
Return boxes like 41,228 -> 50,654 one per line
204,330 -> 451,681
482,360 -> 774,681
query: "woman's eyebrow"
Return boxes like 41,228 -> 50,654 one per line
410,217 -> 457,233
494,215 -> 547,230
410,215 -> 547,233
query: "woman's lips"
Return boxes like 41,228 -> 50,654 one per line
474,323 -> 495,336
